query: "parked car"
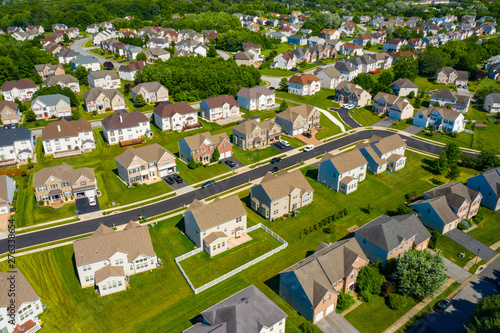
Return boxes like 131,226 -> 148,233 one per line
166,176 -> 175,185
275,141 -> 286,149
303,144 -> 314,152
346,104 -> 355,110
88,196 -> 97,206
225,160 -> 235,167
270,157 -> 282,164
302,132 -> 312,138
270,166 -> 279,173
174,175 -> 183,183
201,181 -> 215,189
280,140 -> 290,147
433,299 -> 451,313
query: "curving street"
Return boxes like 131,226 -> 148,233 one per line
71,36 -> 121,67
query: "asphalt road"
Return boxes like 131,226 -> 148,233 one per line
0,129 -> 478,254
408,255 -> 500,333
71,37 -> 121,68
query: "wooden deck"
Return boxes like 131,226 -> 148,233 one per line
119,138 -> 145,148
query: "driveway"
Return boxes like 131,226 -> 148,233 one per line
316,312 -> 360,333
75,197 -> 100,215
427,249 -> 472,284
403,125 -> 424,135
294,130 -> 323,146
372,118 -> 397,128
272,142 -> 295,153
163,175 -> 190,191
221,156 -> 244,171
332,108 -> 361,128
215,114 -> 243,125
446,229 -> 497,261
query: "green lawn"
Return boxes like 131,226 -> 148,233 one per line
467,78 -> 500,93
390,119 -> 413,131
297,62 -> 321,72
276,89 -> 338,111
435,235 -> 475,268
468,208 -> 500,246
180,228 -> 282,288
259,68 -> 296,77
281,134 -> 305,148
240,99 -> 299,120
261,43 -> 295,57
350,106 -> 381,126
414,77 -> 455,92
345,293 -> 418,333
232,145 -> 281,165
175,160 -> 229,185
82,39 -> 94,48
316,113 -> 343,139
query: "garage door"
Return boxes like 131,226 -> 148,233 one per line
298,128 -> 304,134
64,111 -> 71,117
326,304 -> 335,315
85,189 -> 95,198
315,311 -> 324,322
226,151 -> 232,158
159,169 -> 168,177
293,129 -> 298,135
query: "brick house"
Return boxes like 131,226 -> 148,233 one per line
178,132 -> 232,164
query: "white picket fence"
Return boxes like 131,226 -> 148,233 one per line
464,129 -> 474,135
174,223 -> 287,294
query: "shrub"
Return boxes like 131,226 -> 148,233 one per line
65,196 -> 68,201
357,265 -> 386,294
323,226 -> 333,234
132,182 -> 139,187
381,281 -> 393,297
46,201 -> 49,205
336,292 -> 356,313
92,110 -> 98,116
458,220 -> 469,230
298,322 -> 315,333
359,290 -> 372,302
387,293 -> 407,310
384,258 -> 398,276
21,171 -> 26,177
429,230 -> 440,249
38,200 -> 44,206
71,196 -> 74,200
473,208 -> 484,223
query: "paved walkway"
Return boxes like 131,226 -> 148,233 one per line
446,229 -> 498,261
317,107 -> 346,132
317,312 -> 360,333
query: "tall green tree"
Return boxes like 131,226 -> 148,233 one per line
434,151 -> 448,175
393,55 -> 419,81
279,100 -> 288,111
74,66 -> 89,85
446,164 -> 461,181
211,146 -> 220,162
208,44 -> 217,58
134,94 -> 147,107
136,52 -> 147,61
444,142 -> 462,165
465,295 -> 500,333
279,78 -> 288,91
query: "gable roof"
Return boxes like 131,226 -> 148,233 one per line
115,143 -> 174,168
1,79 -> 37,91
0,270 -> 40,311
235,51 -> 254,60
0,126 -> 31,146
119,60 -> 145,72
82,88 -> 124,102
182,131 -> 230,150
0,100 -> 18,112
289,74 -> 320,86
257,170 -> 313,201
41,118 -> 92,141
89,70 -> 119,80
320,149 -> 367,174
237,86 -> 274,100
314,66 -> 342,80
33,162 -> 95,187
101,110 -> 149,131
185,195 -> 246,231
131,82 -> 165,95
391,78 -> 418,88
276,104 -> 317,123
203,95 -> 238,109
32,94 -> 70,107
153,102 -> 196,118
424,182 -> 481,209
410,196 -> 460,225
468,167 -> 500,197
46,74 -> 78,85
431,89 -> 457,101
233,118 -> 279,135
366,134 -> 407,155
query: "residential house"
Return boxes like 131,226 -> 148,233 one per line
483,91 -> 500,113
193,44 -> 208,57
317,149 -> 368,194
291,48 -> 313,63
334,81 -> 372,107
232,119 -> 281,150
92,29 -> 117,46
184,285 -> 287,332
411,26 -> 427,37
237,86 -> 276,111
279,238 -> 368,323
83,88 -> 126,113
116,143 -> 176,186
0,101 -> 20,127
487,62 -> 500,80
131,82 -> 169,103
31,94 -> 72,119
357,134 -> 407,174
467,167 -> 500,211
308,36 -> 326,47
482,22 -> 497,35
339,22 -> 356,36
0,270 -> 44,333
413,106 -> 465,133
347,55 -> 377,74
371,52 -> 393,70
309,44 -> 336,60
353,34 -> 372,47
354,214 -> 431,263
200,95 -> 239,121
370,32 -> 386,44
423,36 -> 440,47
234,51 -> 255,66
73,221 -> 157,296
0,175 -> 15,215
410,183 -> 482,234
436,67 -> 468,86
340,42 -> 363,56
153,102 -> 198,132
267,31 -> 287,43
45,74 -> 80,93
146,37 -> 170,49
0,126 -> 33,167
372,92 -> 414,120
123,45 -> 144,61
275,104 -> 320,135
382,38 -> 407,52
288,74 -> 321,96
176,39 -> 199,53
250,170 -> 314,220
88,70 -> 121,89
101,110 -> 151,145
118,61 -> 145,81
52,23 -> 67,30
288,34 -> 307,46
184,195 -> 247,256
408,38 -> 426,49
178,131 -> 232,164
34,63 -> 65,80
242,42 -> 261,57
390,78 -> 419,97
334,62 -> 360,81
41,118 -> 94,158
33,162 -> 97,204
430,89 -> 471,112
70,55 -> 101,72
314,66 -> 342,89
1,80 -> 38,102
145,48 -> 170,63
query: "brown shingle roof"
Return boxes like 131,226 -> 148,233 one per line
33,162 -> 96,187
131,82 -> 165,95
203,95 -> 238,109
101,110 -> 149,131
95,265 -> 125,283
153,102 -> 196,118
258,170 -> 313,201
1,79 -> 37,91
0,270 -> 40,311
41,118 -> 92,141
185,195 -> 247,231
115,143 -> 174,168
368,134 -> 406,155
276,104 -> 317,123
289,74 -> 320,86
182,131 -> 230,150
237,86 -> 274,100
119,60 -> 145,72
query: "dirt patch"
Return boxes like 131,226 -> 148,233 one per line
0,213 -> 10,232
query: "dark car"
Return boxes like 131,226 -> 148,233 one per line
270,166 -> 279,173
225,160 -> 236,167
165,176 -> 174,185
275,141 -> 286,149
201,181 -> 215,189
291,68 -> 298,72
270,157 -> 282,164
269,87 -> 275,90
174,175 -> 183,183
302,132 -> 312,138
433,299 -> 451,313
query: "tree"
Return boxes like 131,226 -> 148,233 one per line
366,41 -> 372,49
446,164 -> 461,181
408,91 -> 415,99
134,94 -> 147,107
396,204 -> 413,215
356,265 -> 386,295
336,292 -> 356,313
144,34 -> 150,44
211,146 -> 220,162
393,55 -> 419,81
124,83 -> 131,95
136,52 -> 147,61
14,98 -> 27,114
75,66 -> 89,85
393,250 -> 447,301
479,151 -> 499,170
465,294 -> 500,333
434,151 -> 448,174
474,87 -> 492,104
279,100 -> 288,112
24,109 -> 36,122
298,322 -> 315,333
444,143 -> 462,165
208,44 -> 217,58
103,61 -> 114,70
279,78 -> 288,91
429,230 -> 440,249
414,96 -> 422,109
189,157 -> 197,169
63,33 -> 69,43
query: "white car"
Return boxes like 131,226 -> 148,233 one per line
280,140 -> 290,147
346,104 -> 355,110
303,144 -> 314,152
88,196 -> 97,206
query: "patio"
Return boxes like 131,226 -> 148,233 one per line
227,233 -> 252,250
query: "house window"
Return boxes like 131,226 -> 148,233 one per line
213,245 -> 216,251
115,258 -> 123,265
82,264 -> 92,272
135,258 -> 149,270
49,184 -> 58,190
222,242 -> 225,247
38,186 -> 47,192
81,181 -> 87,186
236,216 -> 242,222
324,294 -> 330,303
350,273 -> 355,280
273,209 -> 279,214
85,275 -> 94,282
61,181 -> 70,188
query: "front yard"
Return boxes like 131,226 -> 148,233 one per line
316,113 -> 343,139
350,106 -> 381,126
232,145 -> 281,165
434,235 -> 474,268
468,208 -> 500,246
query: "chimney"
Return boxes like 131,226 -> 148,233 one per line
119,114 -> 123,123
57,124 -> 61,132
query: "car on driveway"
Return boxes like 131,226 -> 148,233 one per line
280,140 -> 290,147
303,144 -> 314,152
275,141 -> 286,149
174,174 -> 183,183
201,181 -> 215,189
433,299 -> 451,313
225,160 -> 235,167
88,196 -> 97,206
270,157 -> 282,164
166,176 -> 174,185
302,132 -> 312,138
270,166 -> 279,173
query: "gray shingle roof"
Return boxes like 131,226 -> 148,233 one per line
468,167 -> 500,197
32,94 -> 70,107
46,74 -> 78,85
0,270 -> 40,311
320,149 -> 367,174
237,86 -> 274,100
90,70 -> 119,80
0,126 -> 31,146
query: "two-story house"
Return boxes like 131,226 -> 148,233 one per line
73,221 -> 158,296
41,118 -> 94,158
340,42 -> 363,56
237,86 -> 275,111
232,119 -> 281,150
1,80 -> 38,102
271,51 -> 297,70
31,94 -> 71,119
184,285 -> 287,332
88,70 -> 121,89
145,48 -> 170,63
0,175 -> 15,216
70,54 -> 101,72
357,134 -> 407,174
184,195 -> 247,256
354,214 -> 431,263
436,67 -> 468,86
153,102 -> 198,132
45,74 -> 81,93
390,78 -> 419,97
200,95 -> 240,121
0,101 -> 20,127
413,106 -> 465,133
483,92 -> 500,113
0,126 -> 34,167
275,104 -> 320,135
334,81 -> 372,107
34,63 -> 65,80
314,66 -> 342,89
250,170 -> 314,220
101,110 -> 151,145
0,270 -> 44,333
118,61 -> 145,81
430,89 -> 471,112
53,48 -> 80,64
319,28 -> 340,40
116,143 -> 176,186
467,167 -> 500,211
288,74 -> 321,96
317,149 -> 368,194
372,92 -> 414,120
131,82 -> 169,104
288,34 -> 307,46
33,162 -> 97,205
279,238 -> 368,323
334,62 -> 360,81
82,88 -> 126,113
382,38 -> 407,52
178,132 -> 232,164
410,183 -> 482,234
